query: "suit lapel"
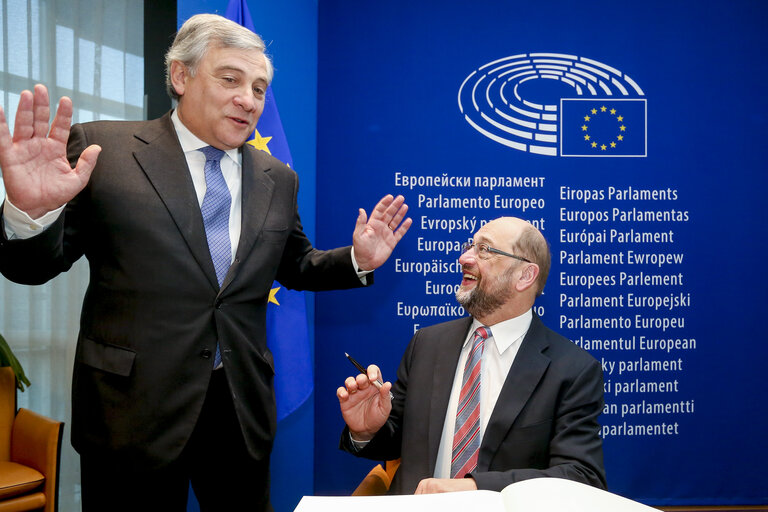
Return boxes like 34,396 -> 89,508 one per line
132,115 -> 219,291
427,317 -> 473,474
479,314 -> 551,468
222,145 -> 275,289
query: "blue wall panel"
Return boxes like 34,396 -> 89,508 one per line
314,0 -> 768,505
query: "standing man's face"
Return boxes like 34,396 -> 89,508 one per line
171,45 -> 269,150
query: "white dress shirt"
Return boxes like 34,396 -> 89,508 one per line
432,309 -> 533,478
171,110 -> 241,263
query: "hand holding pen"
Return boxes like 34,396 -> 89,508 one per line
345,352 -> 394,401
338,352 -> 393,442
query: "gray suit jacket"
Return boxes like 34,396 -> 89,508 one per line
341,314 -> 606,493
0,112 -> 365,468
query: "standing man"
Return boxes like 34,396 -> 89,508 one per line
0,14 -> 410,512
338,217 -> 605,494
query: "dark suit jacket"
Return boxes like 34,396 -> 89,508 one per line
0,113 -> 365,468
341,313 -> 606,493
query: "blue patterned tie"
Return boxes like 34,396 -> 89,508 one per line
451,326 -> 491,478
199,146 -> 231,367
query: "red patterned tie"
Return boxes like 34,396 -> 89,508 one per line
451,326 -> 491,478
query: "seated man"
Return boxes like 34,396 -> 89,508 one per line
337,216 -> 606,494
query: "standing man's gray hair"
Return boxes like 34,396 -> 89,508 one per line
164,13 -> 274,100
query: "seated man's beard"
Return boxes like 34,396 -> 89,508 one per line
455,270 -> 514,319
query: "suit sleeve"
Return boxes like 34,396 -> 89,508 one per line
0,125 -> 89,284
471,357 -> 607,491
271,166 -> 369,292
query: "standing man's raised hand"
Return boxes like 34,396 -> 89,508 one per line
0,84 -> 100,219
352,194 -> 412,271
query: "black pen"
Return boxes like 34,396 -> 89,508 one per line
345,352 -> 394,400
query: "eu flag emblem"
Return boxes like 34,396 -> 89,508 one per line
560,99 -> 647,157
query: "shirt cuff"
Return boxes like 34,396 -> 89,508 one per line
350,246 -> 371,284
349,432 -> 371,451
2,197 -> 64,240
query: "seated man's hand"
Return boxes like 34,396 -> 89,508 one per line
414,477 -> 478,494
337,364 -> 392,441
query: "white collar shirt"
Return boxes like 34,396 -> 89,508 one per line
433,309 -> 533,478
171,109 -> 242,263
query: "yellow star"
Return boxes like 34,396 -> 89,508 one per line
600,106 -> 607,112
584,134 -> 590,141
610,108 -> 616,115
601,144 -> 607,150
584,115 -> 591,122
617,135 -> 624,141
581,125 -> 588,131
591,142 -> 597,148
610,142 -> 616,148
248,129 -> 273,154
617,115 -> 624,122
620,125 -> 626,132
268,286 -> 281,305
591,108 -> 597,115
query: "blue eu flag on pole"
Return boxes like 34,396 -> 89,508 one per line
225,0 -> 312,422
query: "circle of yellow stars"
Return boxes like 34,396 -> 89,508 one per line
581,105 -> 626,151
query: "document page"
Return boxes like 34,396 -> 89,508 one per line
500,478 -> 660,512
295,478 -> 660,512
294,490 -> 503,512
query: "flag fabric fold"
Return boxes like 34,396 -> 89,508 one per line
225,0 -> 313,421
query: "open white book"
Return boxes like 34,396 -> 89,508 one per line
294,477 -> 660,512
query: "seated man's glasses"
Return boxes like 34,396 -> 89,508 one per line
461,241 -> 532,263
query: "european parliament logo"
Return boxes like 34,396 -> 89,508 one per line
458,53 -> 647,157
